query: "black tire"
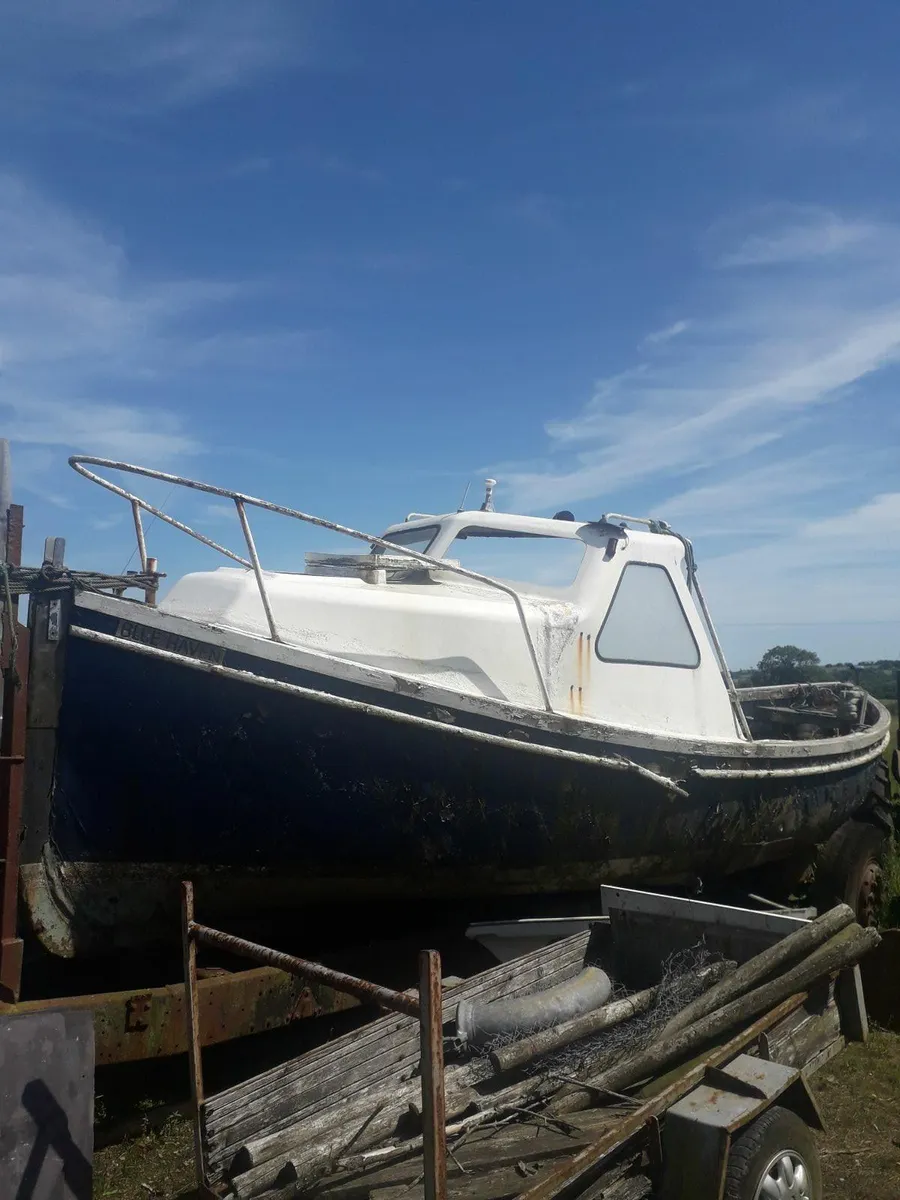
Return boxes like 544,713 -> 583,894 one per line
724,1105 -> 822,1200
815,817 -> 889,927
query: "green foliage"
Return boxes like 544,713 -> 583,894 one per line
755,644 -> 822,685
739,650 -> 900,704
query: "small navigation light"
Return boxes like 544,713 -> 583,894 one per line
480,478 -> 497,512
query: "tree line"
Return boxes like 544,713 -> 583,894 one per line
732,646 -> 899,704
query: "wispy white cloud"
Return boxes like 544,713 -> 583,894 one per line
200,502 -> 238,523
715,205 -> 882,268
657,452 -> 850,537
0,172 -> 315,506
0,173 -> 213,465
702,491 -> 900,634
502,206 -> 900,513
0,0 -> 316,120
641,319 -> 691,347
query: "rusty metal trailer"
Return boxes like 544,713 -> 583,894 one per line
190,886 -> 872,1200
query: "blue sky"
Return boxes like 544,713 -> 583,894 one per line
4,0 -> 900,667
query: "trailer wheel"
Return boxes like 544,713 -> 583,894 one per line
815,818 -> 888,927
724,1105 -> 821,1200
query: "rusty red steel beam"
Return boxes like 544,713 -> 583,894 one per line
419,950 -> 447,1200
188,919 -> 421,1017
0,964 -> 360,1065
516,991 -> 809,1200
0,503 -> 27,1003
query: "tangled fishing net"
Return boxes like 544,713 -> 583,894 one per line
465,939 -> 723,1085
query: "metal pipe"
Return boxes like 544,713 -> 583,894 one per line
70,626 -> 690,797
689,560 -> 753,742
131,499 -> 149,573
145,557 -> 158,607
181,882 -> 207,1191
68,456 -> 552,710
188,921 -> 421,1017
419,950 -> 447,1200
70,460 -> 251,567
456,965 -> 612,1049
234,499 -> 280,642
692,733 -> 890,779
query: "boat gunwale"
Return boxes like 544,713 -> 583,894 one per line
70,591 -> 892,769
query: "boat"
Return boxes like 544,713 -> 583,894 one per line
19,457 -> 892,957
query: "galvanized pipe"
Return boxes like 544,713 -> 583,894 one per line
70,626 -> 690,797
188,920 -> 421,1017
233,499 -> 281,643
131,499 -> 149,573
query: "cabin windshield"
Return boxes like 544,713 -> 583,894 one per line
372,525 -> 439,556
447,526 -> 584,588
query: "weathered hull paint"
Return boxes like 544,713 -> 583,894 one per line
26,607 -> 880,956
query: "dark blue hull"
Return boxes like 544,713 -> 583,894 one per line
24,605 -> 879,955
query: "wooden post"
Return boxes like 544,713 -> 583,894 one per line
181,881 -> 207,1192
419,950 -> 447,1200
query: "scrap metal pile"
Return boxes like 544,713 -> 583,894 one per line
204,903 -> 877,1200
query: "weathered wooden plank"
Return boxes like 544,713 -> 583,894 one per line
765,1001 -> 841,1071
207,966 -> 590,1173
209,932 -> 589,1120
836,964 -> 868,1043
801,1035 -> 845,1077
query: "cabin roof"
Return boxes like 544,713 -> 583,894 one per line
383,509 -> 593,540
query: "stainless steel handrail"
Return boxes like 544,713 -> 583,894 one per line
69,456 -> 554,711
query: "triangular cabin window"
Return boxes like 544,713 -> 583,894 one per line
595,562 -> 700,669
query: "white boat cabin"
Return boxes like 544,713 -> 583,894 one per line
162,499 -> 743,743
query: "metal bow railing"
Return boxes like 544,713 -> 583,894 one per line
69,456 -> 554,711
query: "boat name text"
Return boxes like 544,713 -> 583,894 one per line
115,619 -> 226,665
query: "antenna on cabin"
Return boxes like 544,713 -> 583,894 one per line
480,478 -> 496,512
457,481 -> 471,512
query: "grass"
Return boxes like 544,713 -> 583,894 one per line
94,1116 -> 195,1200
812,1030 -> 900,1200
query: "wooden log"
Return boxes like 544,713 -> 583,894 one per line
229,1069 -> 549,1198
552,921 -> 878,1114
316,1123 -> 614,1200
489,960 -> 734,1076
658,902 -> 854,1040
330,1101 -> 619,1183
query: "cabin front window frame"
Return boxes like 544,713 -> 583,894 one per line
594,560 -> 701,670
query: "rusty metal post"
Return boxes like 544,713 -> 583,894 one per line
0,504 -> 27,1002
181,881 -> 207,1192
419,949 -> 447,1200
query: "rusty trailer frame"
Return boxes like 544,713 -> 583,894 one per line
180,881 -> 449,1200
